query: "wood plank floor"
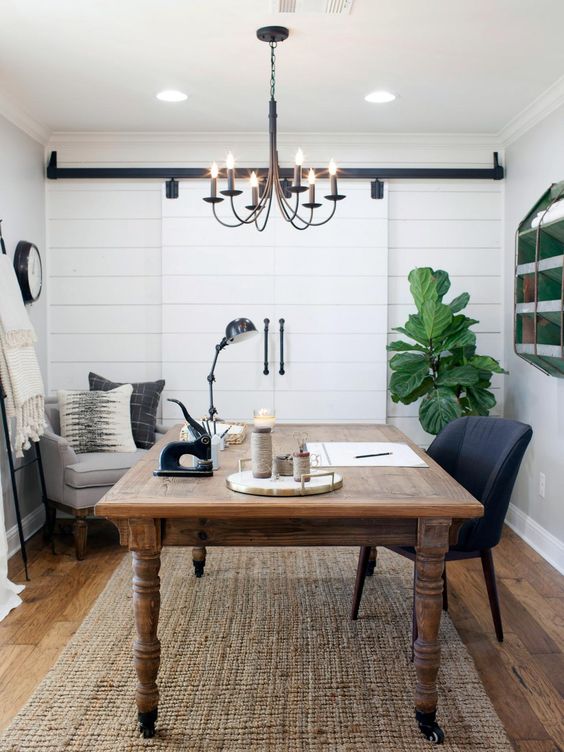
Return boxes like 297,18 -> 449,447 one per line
0,522 -> 562,750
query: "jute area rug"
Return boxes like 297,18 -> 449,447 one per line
0,547 -> 513,751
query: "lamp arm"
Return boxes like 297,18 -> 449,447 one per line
207,338 -> 228,420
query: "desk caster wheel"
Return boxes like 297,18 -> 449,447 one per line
138,709 -> 157,738
193,560 -> 205,577
416,710 -> 444,744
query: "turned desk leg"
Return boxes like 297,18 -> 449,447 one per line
130,520 -> 162,738
414,518 -> 450,745
192,545 -> 207,577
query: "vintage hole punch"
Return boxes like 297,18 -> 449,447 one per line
153,399 -> 213,477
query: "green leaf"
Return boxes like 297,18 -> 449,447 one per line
389,352 -> 429,372
466,387 -> 497,416
449,292 -> 470,314
436,365 -> 481,387
387,340 -> 426,352
421,299 -> 453,339
469,355 -> 507,374
433,269 -> 451,301
394,314 -> 429,346
397,377 -> 434,404
389,366 -> 429,400
408,268 -> 437,312
440,327 -> 477,352
419,388 -> 462,435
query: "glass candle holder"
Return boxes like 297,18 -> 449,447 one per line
253,408 -> 276,429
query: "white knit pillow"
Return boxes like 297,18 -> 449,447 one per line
58,384 -> 136,454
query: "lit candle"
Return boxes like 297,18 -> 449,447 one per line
293,148 -> 304,189
308,168 -> 316,205
226,152 -> 235,192
210,161 -> 219,198
328,158 -> 337,197
250,171 -> 259,207
253,408 -> 276,429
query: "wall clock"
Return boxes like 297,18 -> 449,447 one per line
14,241 -> 42,304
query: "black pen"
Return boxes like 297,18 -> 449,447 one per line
355,452 -> 392,459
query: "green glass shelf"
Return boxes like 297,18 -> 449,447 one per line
515,181 -> 564,377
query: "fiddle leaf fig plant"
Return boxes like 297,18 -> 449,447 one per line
388,267 -> 506,435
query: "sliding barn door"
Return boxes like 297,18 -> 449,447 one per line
161,181 -> 275,425
272,182 -> 388,422
161,180 -> 387,426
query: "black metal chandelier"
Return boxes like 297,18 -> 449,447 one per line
203,26 -> 345,231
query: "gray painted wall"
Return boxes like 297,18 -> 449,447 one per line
0,114 -> 46,533
504,102 -> 564,544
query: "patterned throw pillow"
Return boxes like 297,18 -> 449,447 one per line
58,385 -> 136,454
88,372 -> 165,449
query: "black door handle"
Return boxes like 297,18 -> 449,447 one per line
263,318 -> 270,375
279,318 -> 285,376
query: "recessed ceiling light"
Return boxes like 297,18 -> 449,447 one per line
364,90 -> 396,104
156,90 -> 188,102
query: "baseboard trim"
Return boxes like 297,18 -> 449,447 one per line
505,503 -> 564,575
6,505 -> 45,560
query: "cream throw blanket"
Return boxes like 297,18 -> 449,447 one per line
0,254 -> 45,457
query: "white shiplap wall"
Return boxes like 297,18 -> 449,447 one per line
48,183 -> 163,393
46,135 -> 504,442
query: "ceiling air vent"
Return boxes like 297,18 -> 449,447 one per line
272,0 -> 354,14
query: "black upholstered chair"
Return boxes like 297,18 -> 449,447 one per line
350,416 -> 533,643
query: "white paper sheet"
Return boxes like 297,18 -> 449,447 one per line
306,442 -> 428,468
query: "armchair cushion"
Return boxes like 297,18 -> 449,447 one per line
89,372 -> 165,450
65,449 -> 147,489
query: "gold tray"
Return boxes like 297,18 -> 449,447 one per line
226,462 -> 343,497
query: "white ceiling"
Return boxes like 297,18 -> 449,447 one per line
1,0 -> 564,134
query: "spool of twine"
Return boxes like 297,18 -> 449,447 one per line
251,427 -> 272,479
293,451 -> 311,483
274,454 -> 294,476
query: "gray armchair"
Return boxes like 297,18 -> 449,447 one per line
41,397 -> 166,559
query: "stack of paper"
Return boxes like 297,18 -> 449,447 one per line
306,442 -> 428,468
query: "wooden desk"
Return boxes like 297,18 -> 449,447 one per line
95,424 -> 483,743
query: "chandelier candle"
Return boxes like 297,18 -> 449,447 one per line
329,159 -> 338,197
210,162 -> 218,198
250,171 -> 259,208
291,149 -> 307,193
308,169 -> 315,204
203,26 -> 346,230
222,152 -> 241,196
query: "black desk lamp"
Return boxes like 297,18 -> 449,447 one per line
207,318 -> 258,421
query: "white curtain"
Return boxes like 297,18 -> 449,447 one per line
0,462 -> 24,621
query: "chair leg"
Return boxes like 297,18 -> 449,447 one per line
73,516 -> 88,561
442,563 -> 448,611
192,546 -> 206,577
366,547 -> 377,576
351,546 -> 371,620
480,548 -> 503,642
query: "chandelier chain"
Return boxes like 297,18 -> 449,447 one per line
270,42 -> 277,100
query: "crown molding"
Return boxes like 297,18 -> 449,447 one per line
498,73 -> 564,147
48,130 -> 501,147
0,90 -> 49,145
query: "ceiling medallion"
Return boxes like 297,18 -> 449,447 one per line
204,26 -> 345,231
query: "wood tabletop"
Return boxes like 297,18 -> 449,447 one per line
95,424 -> 483,521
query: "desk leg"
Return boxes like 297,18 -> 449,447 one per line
130,520 -> 161,738
414,518 -> 450,745
192,545 -> 207,577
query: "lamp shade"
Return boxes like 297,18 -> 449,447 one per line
224,318 -> 258,344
